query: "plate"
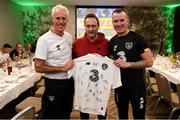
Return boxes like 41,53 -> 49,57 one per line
15,64 -> 27,68
0,89 -> 6,92
3,76 -> 18,83
0,84 -> 8,88
161,66 -> 169,70
18,72 -> 29,78
0,85 -> 8,92
168,69 -> 178,73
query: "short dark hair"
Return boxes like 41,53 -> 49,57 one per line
84,13 -> 100,26
3,43 -> 12,49
112,8 -> 128,16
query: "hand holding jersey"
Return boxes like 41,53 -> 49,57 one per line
114,48 -> 153,69
62,60 -> 74,72
114,58 -> 132,68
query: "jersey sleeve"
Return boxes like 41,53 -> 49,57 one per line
35,37 -> 48,60
67,65 -> 75,79
112,66 -> 122,89
137,35 -> 149,54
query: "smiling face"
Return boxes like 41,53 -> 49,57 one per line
16,44 -> 22,51
51,8 -> 68,36
84,17 -> 99,41
16,44 -> 23,53
26,43 -> 32,50
112,11 -> 129,36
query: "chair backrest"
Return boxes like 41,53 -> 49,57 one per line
11,106 -> 35,120
155,73 -> 172,103
145,69 -> 158,94
168,84 -> 180,119
176,84 -> 180,100
168,107 -> 180,119
144,69 -> 153,88
144,69 -> 150,84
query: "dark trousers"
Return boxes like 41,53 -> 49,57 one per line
80,111 -> 107,120
115,84 -> 146,119
41,77 -> 74,119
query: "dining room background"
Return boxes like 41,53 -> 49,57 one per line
21,5 -> 175,55
0,0 -> 179,55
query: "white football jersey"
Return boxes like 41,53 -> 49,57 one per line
68,54 -> 121,115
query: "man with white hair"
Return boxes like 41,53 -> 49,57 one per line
35,4 -> 74,119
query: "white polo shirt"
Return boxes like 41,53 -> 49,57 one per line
68,54 -> 122,115
35,29 -> 73,79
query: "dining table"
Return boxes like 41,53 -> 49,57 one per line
147,55 -> 180,85
0,60 -> 42,109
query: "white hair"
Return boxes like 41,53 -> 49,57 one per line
51,4 -> 69,17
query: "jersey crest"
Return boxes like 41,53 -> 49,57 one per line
102,63 -> 108,70
48,95 -> 54,101
125,42 -> 133,50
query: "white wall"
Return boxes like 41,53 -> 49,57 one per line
0,0 -> 23,48
66,6 -> 76,39
0,1 -> 76,48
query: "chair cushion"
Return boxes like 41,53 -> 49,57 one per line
150,77 -> 157,84
172,92 -> 180,106
35,86 -> 45,98
36,78 -> 45,87
151,84 -> 158,93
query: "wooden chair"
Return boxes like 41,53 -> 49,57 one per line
168,84 -> 180,119
34,77 -> 45,95
35,86 -> 45,98
35,77 -> 45,89
145,69 -> 160,115
168,107 -> 180,119
145,69 -> 158,95
15,96 -> 41,118
153,73 -> 180,116
11,106 -> 35,120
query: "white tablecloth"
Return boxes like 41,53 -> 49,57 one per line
148,64 -> 180,85
0,70 -> 42,109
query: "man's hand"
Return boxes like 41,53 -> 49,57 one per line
62,60 -> 75,71
114,58 -> 132,68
